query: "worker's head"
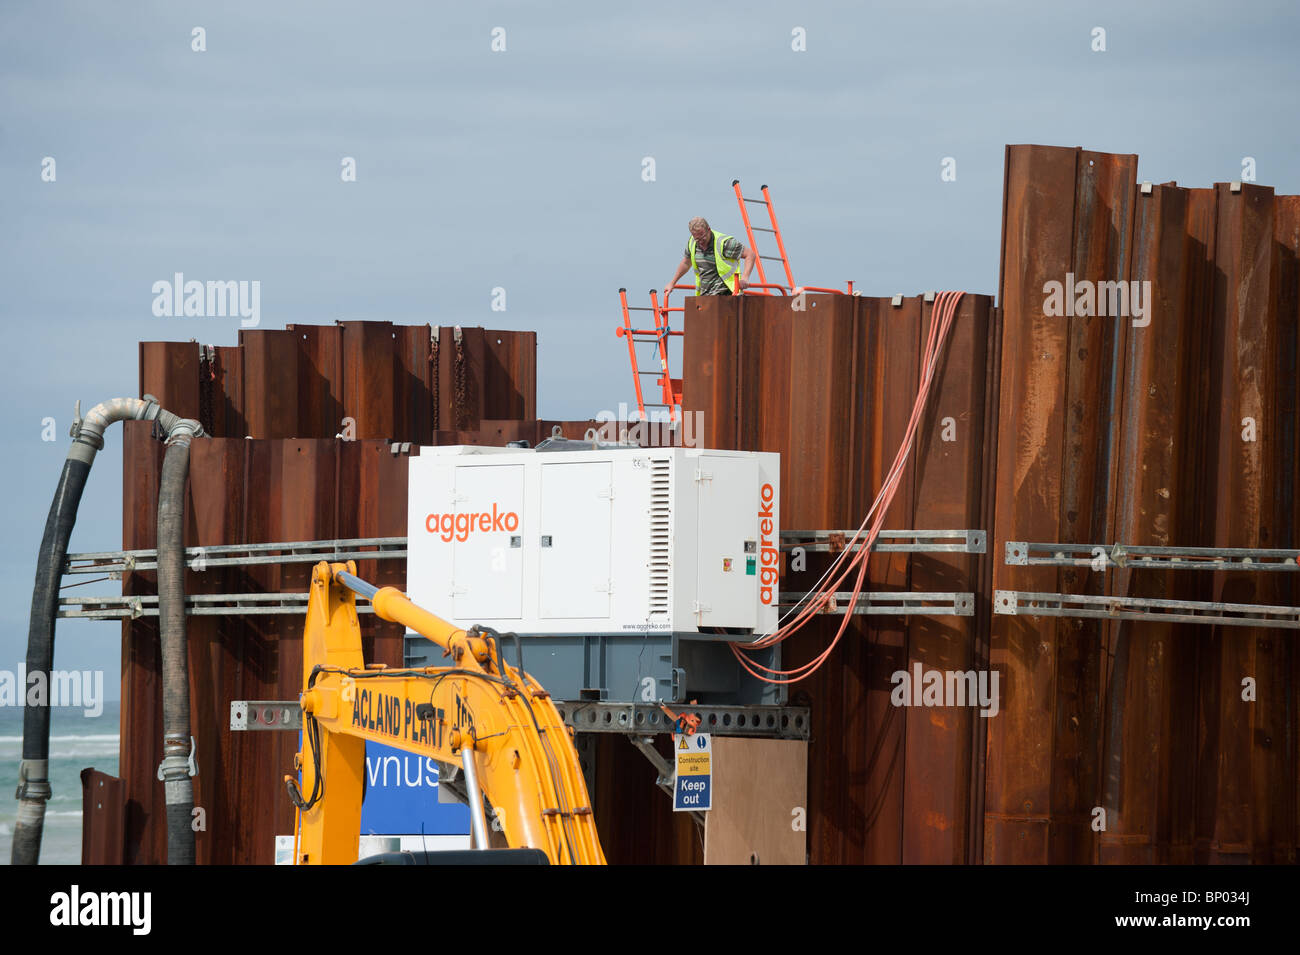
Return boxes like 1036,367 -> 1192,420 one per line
688,217 -> 711,245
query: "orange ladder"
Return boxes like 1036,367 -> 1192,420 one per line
616,287 -> 683,422
732,180 -> 796,293
731,180 -> 854,297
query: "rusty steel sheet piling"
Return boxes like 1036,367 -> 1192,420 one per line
905,293 -> 995,864
1199,182 -> 1294,863
1098,181 -> 1199,863
989,149 -> 1298,865
986,144 -> 1089,864
683,291 -> 997,865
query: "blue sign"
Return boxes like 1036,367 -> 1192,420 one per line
360,741 -> 471,836
672,732 -> 712,812
674,774 -> 711,811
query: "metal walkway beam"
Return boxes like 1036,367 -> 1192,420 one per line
779,591 -> 974,617
1005,541 -> 1299,571
782,529 -> 986,554
232,699 -> 810,741
994,590 -> 1300,629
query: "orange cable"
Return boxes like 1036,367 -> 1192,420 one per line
730,291 -> 966,684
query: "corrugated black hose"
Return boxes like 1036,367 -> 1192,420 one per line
11,458 -> 91,865
158,433 -> 197,864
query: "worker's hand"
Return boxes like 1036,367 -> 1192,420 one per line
661,287 -> 672,305
738,279 -> 749,291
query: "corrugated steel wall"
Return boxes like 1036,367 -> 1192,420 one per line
682,145 -> 1299,865
989,147 -> 1299,863
92,143 -> 1299,865
683,292 -> 998,863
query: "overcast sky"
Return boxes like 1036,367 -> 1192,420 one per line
2,0 -> 1298,696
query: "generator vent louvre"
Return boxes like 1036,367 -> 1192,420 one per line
649,458 -> 671,614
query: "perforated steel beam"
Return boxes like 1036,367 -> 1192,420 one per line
1005,541 -> 1300,571
994,590 -> 1300,629
233,699 -> 811,740
779,591 -> 974,616
781,529 -> 985,553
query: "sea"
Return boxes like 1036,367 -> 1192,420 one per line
0,701 -> 120,865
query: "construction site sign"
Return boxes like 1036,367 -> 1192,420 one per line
673,732 -> 712,812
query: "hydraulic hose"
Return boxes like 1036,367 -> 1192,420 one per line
11,457 -> 91,865
158,425 -> 202,864
12,396 -> 203,865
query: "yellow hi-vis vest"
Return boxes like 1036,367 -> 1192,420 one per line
688,230 -> 740,293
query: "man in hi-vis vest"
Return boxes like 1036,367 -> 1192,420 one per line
663,216 -> 757,303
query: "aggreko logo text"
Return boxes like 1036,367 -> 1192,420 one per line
425,504 -> 519,542
758,483 -> 778,605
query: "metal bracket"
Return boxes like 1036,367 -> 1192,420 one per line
782,529 -> 985,554
231,701 -> 302,730
1005,541 -> 1299,571
60,593 -> 344,619
631,736 -> 674,789
556,701 -> 809,739
64,536 -> 408,577
993,590 -> 1300,629
779,591 -> 974,617
629,736 -> 705,831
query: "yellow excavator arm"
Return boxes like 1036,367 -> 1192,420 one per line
289,560 -> 605,865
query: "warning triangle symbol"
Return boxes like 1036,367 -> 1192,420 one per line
678,735 -> 689,750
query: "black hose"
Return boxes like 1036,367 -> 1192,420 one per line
505,631 -> 524,676
472,624 -> 524,683
158,436 -> 196,864
11,457 -> 91,865
12,396 -> 202,866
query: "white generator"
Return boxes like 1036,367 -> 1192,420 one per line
405,445 -> 780,636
